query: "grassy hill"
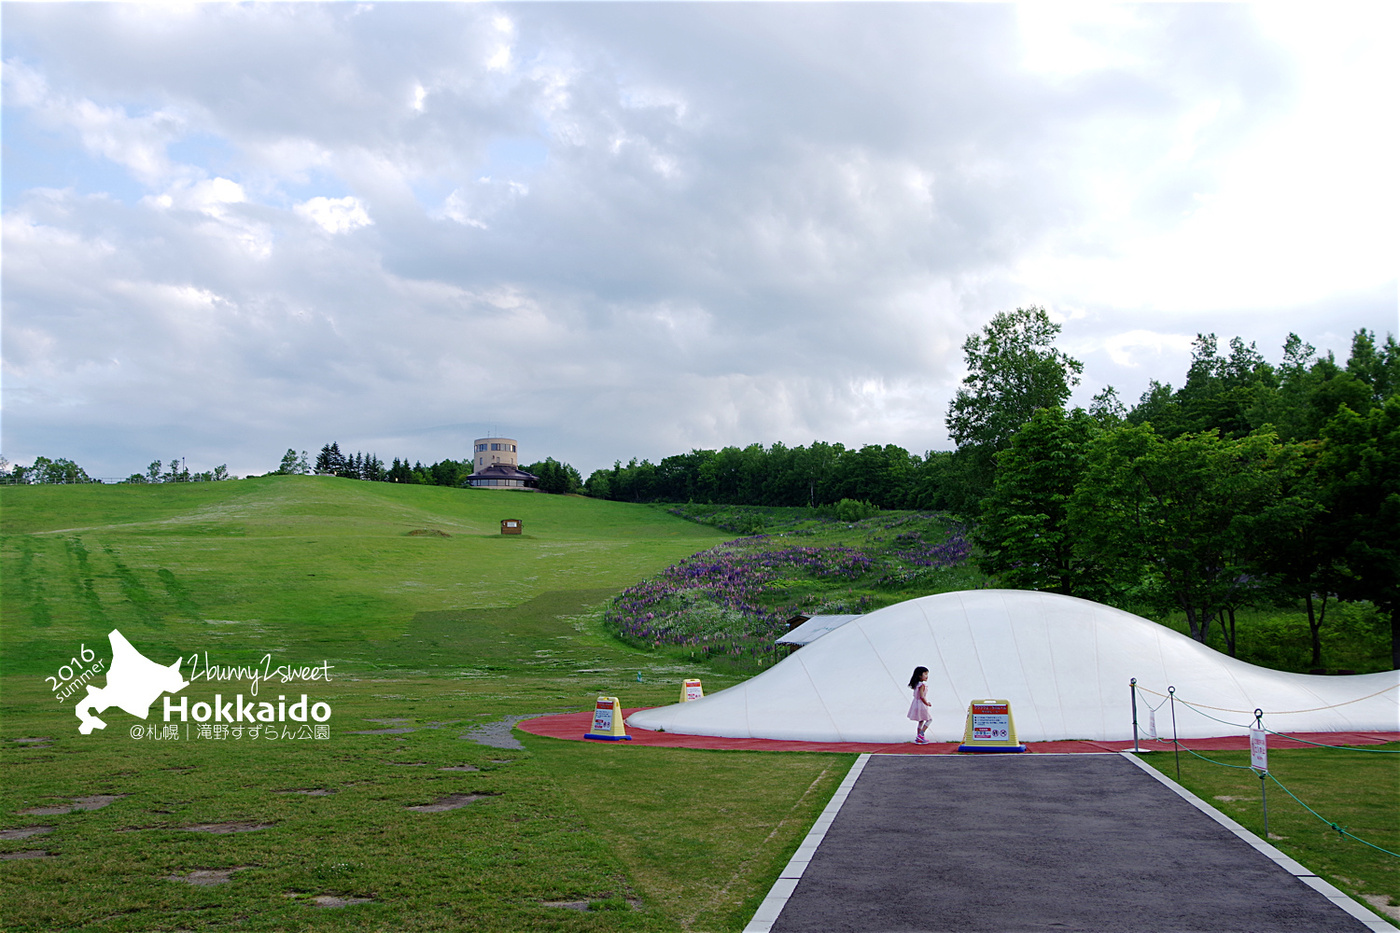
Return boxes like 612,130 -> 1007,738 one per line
2,476 -> 727,672
3,479 -> 861,932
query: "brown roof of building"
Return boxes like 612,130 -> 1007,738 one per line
467,463 -> 539,481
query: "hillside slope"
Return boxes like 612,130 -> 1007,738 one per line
0,476 -> 726,675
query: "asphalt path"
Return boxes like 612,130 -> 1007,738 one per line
765,754 -> 1377,933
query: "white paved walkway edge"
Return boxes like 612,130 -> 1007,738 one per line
743,753 -> 871,933
1119,751 -> 1393,933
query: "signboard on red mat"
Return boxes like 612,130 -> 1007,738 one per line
971,702 -> 1011,741
584,696 -> 631,741
592,698 -> 614,734
957,698 -> 1026,753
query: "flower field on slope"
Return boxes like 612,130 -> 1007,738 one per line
603,508 -> 988,668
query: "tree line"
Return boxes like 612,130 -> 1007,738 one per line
270,443 -> 583,494
0,455 -> 229,485
590,309 -> 1398,667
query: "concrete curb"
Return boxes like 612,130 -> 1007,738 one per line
742,753 -> 871,933
1119,751 -> 1394,932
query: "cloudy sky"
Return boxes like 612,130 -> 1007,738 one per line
3,3 -> 1396,480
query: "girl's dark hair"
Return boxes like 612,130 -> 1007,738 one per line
908,666 -> 929,689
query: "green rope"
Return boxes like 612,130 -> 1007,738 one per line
1266,773 -> 1400,860
1175,743 -> 1256,770
1169,698 -> 1399,755
1157,744 -> 1399,859
1262,729 -> 1400,753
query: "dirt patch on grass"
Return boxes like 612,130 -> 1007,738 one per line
18,794 -> 125,815
0,826 -> 54,841
1362,895 -> 1400,921
406,528 -> 450,537
315,894 -> 374,907
275,788 -> 336,796
459,714 -> 530,749
1,850 -> 55,860
438,764 -> 480,772
167,867 -> 251,886
12,737 -> 52,747
349,727 -> 415,735
540,896 -> 641,912
405,793 -> 498,813
179,821 -> 273,834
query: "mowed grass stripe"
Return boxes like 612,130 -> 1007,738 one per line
2,478 -> 844,931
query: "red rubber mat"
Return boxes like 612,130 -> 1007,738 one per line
517,709 -> 1399,754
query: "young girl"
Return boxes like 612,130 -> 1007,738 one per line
907,666 -> 933,744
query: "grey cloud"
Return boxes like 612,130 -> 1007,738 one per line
2,4 -> 1390,479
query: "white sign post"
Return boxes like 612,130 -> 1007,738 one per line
1250,712 -> 1268,838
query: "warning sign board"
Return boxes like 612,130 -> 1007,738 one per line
680,679 -> 704,702
1250,727 -> 1267,773
957,699 -> 1027,753
584,696 -> 632,741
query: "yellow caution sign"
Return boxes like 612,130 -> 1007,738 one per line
584,696 -> 632,741
680,679 -> 704,702
957,698 -> 1027,753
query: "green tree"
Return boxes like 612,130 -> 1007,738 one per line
525,457 -> 583,494
275,449 -> 304,475
1314,396 -> 1400,668
583,467 -> 612,499
976,407 -> 1102,596
1070,426 -> 1287,647
1250,450 -> 1335,667
945,306 -> 1082,505
315,443 -> 345,475
24,456 -> 95,485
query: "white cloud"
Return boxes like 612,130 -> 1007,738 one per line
294,195 -> 373,235
3,58 -> 189,187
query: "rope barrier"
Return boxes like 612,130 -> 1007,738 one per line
1265,773 -> 1400,860
1154,740 -> 1400,859
1130,680 -> 1398,861
1176,743 -> 1256,771
1143,692 -> 1400,751
1262,729 -> 1400,753
1134,682 -> 1398,715
1140,692 -> 1169,713
1171,697 -> 1255,730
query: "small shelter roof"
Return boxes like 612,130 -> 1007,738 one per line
776,614 -> 862,646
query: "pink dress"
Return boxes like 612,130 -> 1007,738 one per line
907,682 -> 932,722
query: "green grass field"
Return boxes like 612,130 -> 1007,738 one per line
3,478 -> 1394,930
1,477 -> 855,932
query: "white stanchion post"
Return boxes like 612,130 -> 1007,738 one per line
1251,708 -> 1268,839
1130,678 -> 1139,753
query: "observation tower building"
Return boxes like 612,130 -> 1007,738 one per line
465,437 -> 538,489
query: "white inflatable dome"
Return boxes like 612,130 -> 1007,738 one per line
627,590 -> 1400,742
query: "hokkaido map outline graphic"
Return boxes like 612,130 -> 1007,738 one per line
76,629 -> 189,735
